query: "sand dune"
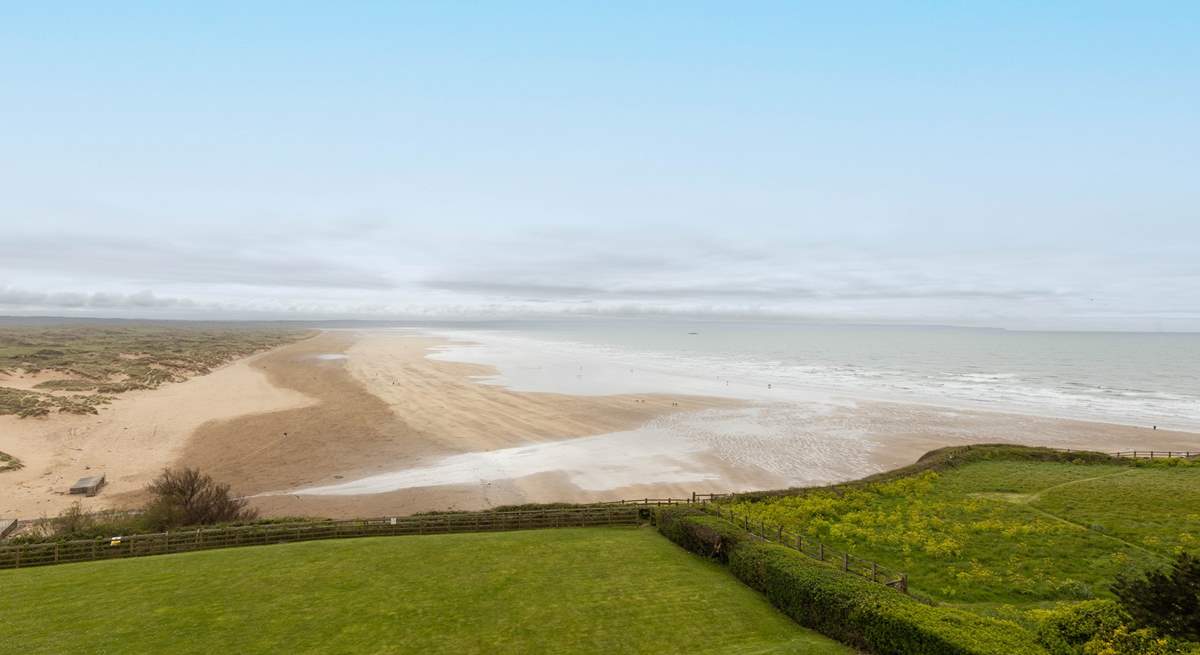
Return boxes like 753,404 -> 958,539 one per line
0,350 -> 315,519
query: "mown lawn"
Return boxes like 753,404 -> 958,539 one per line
725,459 -> 1200,606
0,526 -> 850,655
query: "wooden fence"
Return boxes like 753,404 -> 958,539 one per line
1110,450 -> 1198,459
0,504 -> 644,570
1054,448 -> 1198,459
604,493 -> 728,506
706,503 -> 908,594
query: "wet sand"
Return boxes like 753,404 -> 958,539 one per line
251,331 -> 1199,518
181,331 -> 740,516
5,329 -> 1198,521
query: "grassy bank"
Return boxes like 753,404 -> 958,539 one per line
656,506 -> 1044,654
722,447 -> 1200,607
0,526 -> 850,654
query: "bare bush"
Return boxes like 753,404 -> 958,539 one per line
143,467 -> 257,530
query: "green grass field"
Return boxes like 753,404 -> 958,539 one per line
0,527 -> 850,655
725,458 -> 1200,608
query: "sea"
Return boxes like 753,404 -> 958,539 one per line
418,320 -> 1200,432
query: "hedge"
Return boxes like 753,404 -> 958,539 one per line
657,507 -> 1047,655
655,506 -> 750,563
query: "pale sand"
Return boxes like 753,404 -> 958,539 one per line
5,329 -> 1198,521
251,331 -> 1200,518
178,331 -> 740,516
0,350 -> 315,519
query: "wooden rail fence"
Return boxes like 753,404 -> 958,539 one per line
0,505 -> 644,570
1110,450 -> 1198,459
1055,448 -> 1199,459
707,504 -> 908,594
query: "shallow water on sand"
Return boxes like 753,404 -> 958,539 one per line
288,323 -> 1200,500
307,353 -> 349,361
424,321 -> 1200,431
289,401 -> 893,496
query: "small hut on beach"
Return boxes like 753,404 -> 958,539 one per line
69,474 -> 106,497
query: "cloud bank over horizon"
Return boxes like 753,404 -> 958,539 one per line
1,5 -> 1197,331
1,224 -> 1196,331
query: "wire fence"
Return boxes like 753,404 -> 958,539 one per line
706,503 -> 908,594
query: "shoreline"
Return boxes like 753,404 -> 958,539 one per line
4,328 -> 1198,521
421,327 -> 1200,434
256,330 -> 1200,517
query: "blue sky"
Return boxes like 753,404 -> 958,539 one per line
1,3 -> 1197,329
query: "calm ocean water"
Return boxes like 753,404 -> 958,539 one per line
421,320 -> 1200,432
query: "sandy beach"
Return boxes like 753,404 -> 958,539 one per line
3,329 -> 1198,520
0,349 -> 315,519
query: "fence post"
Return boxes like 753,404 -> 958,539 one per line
899,574 -> 908,594
818,543 -> 824,561
777,525 -> 783,542
871,562 -> 878,582
796,535 -> 803,551
843,553 -> 849,571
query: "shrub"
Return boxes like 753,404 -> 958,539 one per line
1112,551 -> 1200,641
0,450 -> 21,472
655,507 -> 748,563
142,467 -> 257,530
1080,624 -> 1196,655
1035,600 -> 1129,655
15,502 -> 148,541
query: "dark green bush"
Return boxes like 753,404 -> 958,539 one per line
1035,600 -> 1128,654
657,507 -> 1046,654
1113,551 -> 1200,641
655,507 -> 748,563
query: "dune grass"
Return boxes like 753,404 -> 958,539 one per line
0,526 -> 851,655
0,450 -> 20,472
0,325 -> 309,416
724,458 -> 1200,607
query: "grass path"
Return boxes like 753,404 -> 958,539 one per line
971,469 -> 1166,559
1023,469 -> 1137,504
0,527 -> 850,655
728,459 -> 1198,604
